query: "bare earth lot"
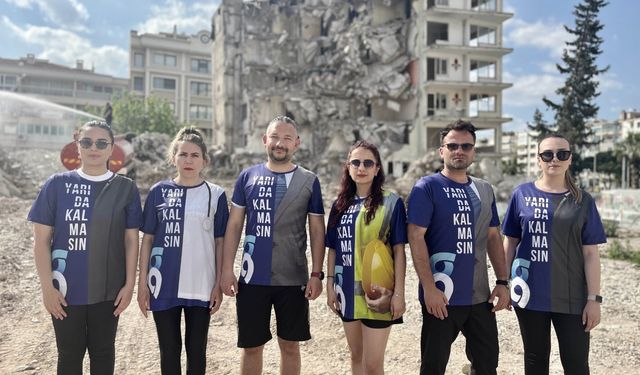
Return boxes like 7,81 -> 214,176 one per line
0,196 -> 638,374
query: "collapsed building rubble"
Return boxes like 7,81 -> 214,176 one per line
211,0 -> 417,187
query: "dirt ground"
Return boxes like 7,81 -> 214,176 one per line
1,196 -> 639,374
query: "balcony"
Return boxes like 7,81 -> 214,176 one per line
425,41 -> 513,57
425,3 -> 513,23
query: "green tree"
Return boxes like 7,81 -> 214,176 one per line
542,0 -> 609,170
527,108 -> 553,142
502,156 -> 522,176
111,92 -> 180,135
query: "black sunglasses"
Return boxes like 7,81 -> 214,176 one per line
349,159 -> 376,169
78,138 -> 112,150
539,150 -> 571,162
443,143 -> 474,152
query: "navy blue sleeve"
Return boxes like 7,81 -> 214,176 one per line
502,189 -> 522,238
141,185 -> 159,234
214,192 -> 229,238
407,178 -> 433,228
231,170 -> 248,207
582,195 -> 607,245
307,177 -> 325,215
489,192 -> 500,227
325,202 -> 337,249
389,197 -> 408,246
125,183 -> 143,229
27,174 -> 58,226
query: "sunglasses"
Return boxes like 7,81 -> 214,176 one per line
349,159 -> 377,169
443,143 -> 474,152
538,150 -> 571,162
78,138 -> 112,150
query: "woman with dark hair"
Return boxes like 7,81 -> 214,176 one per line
29,120 -> 142,374
502,134 -> 606,374
137,126 -> 229,374
326,140 -> 407,374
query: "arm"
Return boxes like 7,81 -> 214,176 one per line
114,227 -> 140,316
326,248 -> 339,315
33,223 -> 67,320
136,233 -> 154,317
486,226 -> 509,312
210,237 -> 224,314
408,223 -> 448,319
305,214 -> 326,300
220,205 -> 245,296
390,243 -> 407,319
582,244 -> 601,332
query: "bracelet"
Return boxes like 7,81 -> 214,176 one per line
326,275 -> 334,279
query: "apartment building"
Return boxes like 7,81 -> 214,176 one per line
389,0 -> 512,168
0,54 -> 127,150
130,28 -> 214,138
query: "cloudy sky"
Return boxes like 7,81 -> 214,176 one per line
0,0 -> 637,131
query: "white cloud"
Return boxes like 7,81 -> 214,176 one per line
503,71 -> 563,108
4,0 -> 89,31
136,0 -> 219,35
598,73 -> 623,91
2,16 -> 128,77
505,18 -> 570,58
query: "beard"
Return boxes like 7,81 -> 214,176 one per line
268,147 -> 291,163
444,157 -> 472,171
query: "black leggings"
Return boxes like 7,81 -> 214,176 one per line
51,301 -> 119,375
153,306 -> 211,375
515,307 -> 590,375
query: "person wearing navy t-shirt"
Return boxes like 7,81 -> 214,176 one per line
29,120 -> 142,375
502,134 -> 606,375
407,120 -> 509,375
220,115 -> 325,375
137,127 -> 229,375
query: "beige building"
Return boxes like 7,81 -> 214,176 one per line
390,0 -> 512,168
129,28 -> 214,138
0,54 -> 127,150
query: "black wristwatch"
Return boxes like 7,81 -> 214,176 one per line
311,271 -> 325,280
587,294 -> 603,303
496,279 -> 509,287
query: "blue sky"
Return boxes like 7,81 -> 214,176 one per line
0,0 -> 637,132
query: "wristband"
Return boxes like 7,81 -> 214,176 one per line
587,294 -> 603,303
496,279 -> 509,287
310,271 -> 325,280
326,275 -> 334,279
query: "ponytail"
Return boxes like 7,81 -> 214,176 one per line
564,170 -> 582,203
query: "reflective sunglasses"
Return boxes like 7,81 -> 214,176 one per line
443,143 -> 474,152
78,138 -> 112,150
349,159 -> 377,169
538,150 -> 571,162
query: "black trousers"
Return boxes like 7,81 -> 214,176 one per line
515,307 -> 590,375
51,300 -> 119,375
420,303 -> 498,375
153,306 -> 210,375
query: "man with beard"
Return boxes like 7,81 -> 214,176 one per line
406,120 -> 509,375
221,115 -> 325,375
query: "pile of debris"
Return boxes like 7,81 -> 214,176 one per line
0,148 -> 64,199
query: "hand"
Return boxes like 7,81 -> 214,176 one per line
220,269 -> 239,297
390,293 -> 406,320
424,285 -> 449,320
365,285 -> 392,314
488,285 -> 510,312
114,285 -> 134,316
136,280 -> 150,318
582,300 -> 601,332
305,276 -> 322,300
209,285 -> 223,315
326,283 -> 340,315
42,285 -> 67,320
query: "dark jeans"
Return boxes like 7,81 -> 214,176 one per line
420,303 -> 498,375
51,300 -> 119,375
153,306 -> 211,375
515,307 -> 590,375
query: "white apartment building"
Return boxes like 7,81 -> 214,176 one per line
129,28 -> 214,139
0,54 -> 127,150
619,109 -> 640,140
516,130 -> 538,177
389,0 -> 512,168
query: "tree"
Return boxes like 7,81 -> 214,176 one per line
111,92 -> 181,135
542,0 -> 609,167
527,108 -> 553,142
502,156 -> 522,176
614,133 -> 640,188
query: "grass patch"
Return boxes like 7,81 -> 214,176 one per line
606,239 -> 640,265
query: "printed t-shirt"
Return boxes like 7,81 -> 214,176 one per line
326,192 -> 407,321
231,164 -> 324,286
502,182 -> 606,314
141,180 -> 229,311
28,170 -> 142,305
407,173 -> 499,306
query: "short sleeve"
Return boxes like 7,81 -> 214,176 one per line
501,191 -> 522,238
389,197 -> 408,246
231,170 -> 248,207
489,192 -> 500,227
125,183 -> 143,229
214,192 -> 229,238
407,178 -> 434,229
141,185 -> 159,234
307,177 -> 325,215
325,203 -> 338,249
582,195 -> 607,245
27,174 -> 58,226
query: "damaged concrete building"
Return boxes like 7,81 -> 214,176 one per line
210,0 -> 511,179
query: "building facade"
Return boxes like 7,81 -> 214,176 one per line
129,28 -> 214,138
389,0 -> 512,169
0,54 -> 127,150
